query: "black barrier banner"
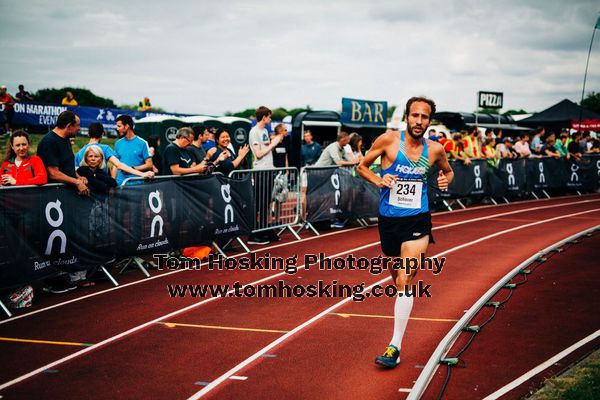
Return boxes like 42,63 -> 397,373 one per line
497,158 -> 527,197
570,156 -> 600,193
526,158 -> 550,191
109,174 -> 254,257
446,159 -> 489,198
306,167 -> 379,222
0,174 -> 253,290
0,185 -> 114,290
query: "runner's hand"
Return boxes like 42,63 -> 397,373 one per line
378,174 -> 396,188
437,171 -> 449,191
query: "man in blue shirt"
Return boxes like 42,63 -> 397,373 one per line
301,129 -> 322,166
114,115 -> 154,185
75,122 -> 154,181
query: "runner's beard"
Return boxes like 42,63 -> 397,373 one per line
407,124 -> 426,140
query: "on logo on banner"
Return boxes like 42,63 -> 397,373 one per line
570,163 -> 579,183
214,183 -> 241,235
474,164 -> 482,191
45,200 -> 67,255
506,163 -> 515,187
330,172 -> 342,214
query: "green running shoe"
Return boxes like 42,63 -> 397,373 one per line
375,344 -> 400,368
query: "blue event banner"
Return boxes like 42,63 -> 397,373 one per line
340,97 -> 387,128
10,102 -> 190,133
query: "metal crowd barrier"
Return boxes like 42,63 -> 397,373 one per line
229,167 -> 301,248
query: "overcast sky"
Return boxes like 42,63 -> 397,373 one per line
1,0 -> 599,116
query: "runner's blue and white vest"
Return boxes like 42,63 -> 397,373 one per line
379,131 -> 430,217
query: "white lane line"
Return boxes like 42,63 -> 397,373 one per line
185,208 -> 600,399
483,329 -> 600,400
0,205 -> 597,393
3,198 -> 597,326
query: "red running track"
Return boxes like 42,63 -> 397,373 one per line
0,194 -> 599,399
423,231 -> 600,400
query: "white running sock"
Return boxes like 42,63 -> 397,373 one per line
390,292 -> 414,349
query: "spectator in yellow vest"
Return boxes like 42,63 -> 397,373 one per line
61,91 -> 77,106
138,97 -> 152,111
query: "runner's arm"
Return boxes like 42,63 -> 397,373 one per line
357,132 -> 396,188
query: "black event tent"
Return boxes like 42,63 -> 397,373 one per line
518,99 -> 600,130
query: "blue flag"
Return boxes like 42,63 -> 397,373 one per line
596,15 -> 600,29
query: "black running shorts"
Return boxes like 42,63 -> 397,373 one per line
377,212 -> 434,256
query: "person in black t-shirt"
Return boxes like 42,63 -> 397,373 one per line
271,124 -> 290,169
568,132 -> 582,161
37,111 -> 89,195
188,125 -> 208,164
37,111 -> 92,293
163,127 -> 224,175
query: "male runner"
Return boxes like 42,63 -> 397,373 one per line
357,96 -> 454,368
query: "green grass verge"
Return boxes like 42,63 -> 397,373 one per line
527,349 -> 600,400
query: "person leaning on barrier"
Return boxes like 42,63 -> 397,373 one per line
37,111 -> 89,195
530,127 -> 545,155
554,133 -> 569,158
77,145 -> 118,193
541,137 -> 561,159
1,130 -> 47,186
567,131 -> 583,161
208,128 -> 250,176
75,122 -> 154,181
482,137 -> 499,166
446,132 -> 471,165
314,131 -> 357,167
114,115 -> 154,185
301,129 -> 322,166
37,111 -> 93,292
514,134 -> 532,158
163,127 -> 226,176
462,126 -> 482,159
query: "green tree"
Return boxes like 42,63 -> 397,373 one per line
118,104 -> 167,113
387,105 -> 397,120
503,109 -> 529,116
271,107 -> 288,121
581,91 -> 600,114
34,87 -> 117,108
476,108 -> 503,114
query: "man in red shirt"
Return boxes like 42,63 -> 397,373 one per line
0,85 -> 16,134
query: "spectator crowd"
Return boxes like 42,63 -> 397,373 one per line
431,126 -> 600,167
